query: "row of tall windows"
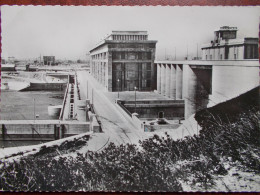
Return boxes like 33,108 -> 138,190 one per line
112,35 -> 148,41
92,52 -> 107,60
112,62 -> 152,91
244,44 -> 258,59
112,52 -> 152,60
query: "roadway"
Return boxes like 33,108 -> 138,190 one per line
77,71 -> 146,148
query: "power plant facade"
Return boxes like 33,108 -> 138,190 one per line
201,26 -> 258,60
89,31 -> 157,92
156,26 -> 259,118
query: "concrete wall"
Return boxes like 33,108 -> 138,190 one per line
144,123 -> 180,132
1,122 -> 90,140
155,60 -> 259,119
20,83 -> 67,91
210,63 -> 259,106
63,123 -> 89,136
121,100 -> 185,119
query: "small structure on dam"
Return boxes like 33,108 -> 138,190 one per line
116,99 -> 184,132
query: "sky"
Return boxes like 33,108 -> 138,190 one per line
1,6 -> 259,61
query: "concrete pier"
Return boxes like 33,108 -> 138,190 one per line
157,64 -> 161,93
182,65 -> 197,119
155,60 -> 259,119
165,64 -> 171,97
176,64 -> 183,99
170,64 -> 176,99
161,64 -> 166,95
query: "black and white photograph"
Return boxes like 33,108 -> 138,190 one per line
0,5 -> 259,192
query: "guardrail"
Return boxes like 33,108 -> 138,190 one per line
89,104 -> 102,132
59,83 -> 69,120
116,100 -> 132,117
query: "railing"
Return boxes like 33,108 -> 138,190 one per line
59,83 -> 69,120
116,100 -> 132,117
89,104 -> 102,132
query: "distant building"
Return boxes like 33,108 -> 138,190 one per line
1,64 -> 16,71
43,56 -> 55,65
201,26 -> 258,60
89,31 -> 157,92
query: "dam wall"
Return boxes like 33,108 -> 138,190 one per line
0,120 -> 90,141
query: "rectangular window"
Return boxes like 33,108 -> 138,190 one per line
142,80 -> 146,88
146,63 -> 151,71
143,52 -> 147,60
234,54 -> 237,59
147,52 -> 152,60
146,80 -> 151,88
128,52 -> 136,60
138,52 -> 142,60
112,52 -> 116,59
121,52 -> 125,59
146,71 -> 151,79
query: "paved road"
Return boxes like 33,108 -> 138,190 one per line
77,71 -> 145,146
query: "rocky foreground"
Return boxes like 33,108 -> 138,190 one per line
0,87 -> 259,192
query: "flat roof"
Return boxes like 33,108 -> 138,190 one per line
154,60 -> 259,67
90,40 -> 157,53
111,31 -> 148,35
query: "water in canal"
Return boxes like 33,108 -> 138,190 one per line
0,89 -> 64,148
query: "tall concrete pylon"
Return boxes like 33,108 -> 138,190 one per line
157,64 -> 161,93
161,64 -> 166,95
165,64 -> 171,97
170,64 -> 176,99
176,64 -> 183,99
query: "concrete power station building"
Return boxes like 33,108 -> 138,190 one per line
156,26 -> 259,118
201,26 -> 258,60
89,31 -> 157,92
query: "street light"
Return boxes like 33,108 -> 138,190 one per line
33,98 -> 35,122
134,86 -> 137,113
117,79 -> 120,99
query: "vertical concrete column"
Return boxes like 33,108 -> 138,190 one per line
169,64 -> 176,99
108,51 -> 113,91
183,65 -> 197,119
165,64 -> 171,97
157,64 -> 161,93
98,62 -> 101,83
102,62 -> 104,85
176,64 -> 183,99
161,64 -> 166,95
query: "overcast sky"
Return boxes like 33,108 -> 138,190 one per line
1,6 -> 259,60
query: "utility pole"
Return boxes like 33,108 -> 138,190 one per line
117,79 -> 120,99
187,45 -> 189,60
175,47 -> 176,60
92,88 -> 94,104
87,80 -> 89,99
134,87 -> 137,113
33,98 -> 35,122
197,43 -> 199,59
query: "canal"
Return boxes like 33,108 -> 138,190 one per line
0,89 -> 64,148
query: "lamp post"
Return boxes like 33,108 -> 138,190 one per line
87,80 -> 89,99
134,86 -> 137,113
117,79 -> 120,99
33,98 -> 35,122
